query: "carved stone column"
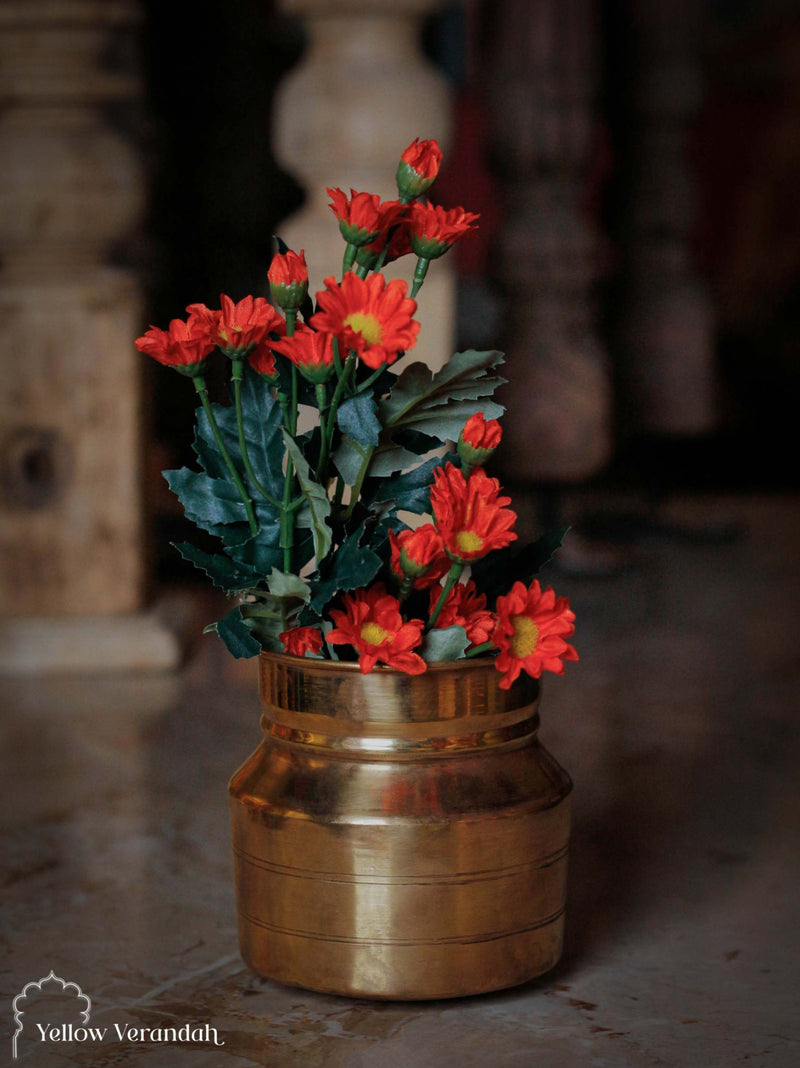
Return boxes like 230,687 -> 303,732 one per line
483,0 -> 612,483
0,1 -> 179,672
273,0 -> 455,371
616,0 -> 716,437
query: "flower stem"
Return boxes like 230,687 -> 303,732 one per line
231,359 -> 268,499
316,382 -> 329,478
464,640 -> 495,659
426,562 -> 464,631
410,256 -> 430,299
193,375 -> 258,537
342,443 -> 375,520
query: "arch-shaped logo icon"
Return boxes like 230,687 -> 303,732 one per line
11,971 -> 91,1059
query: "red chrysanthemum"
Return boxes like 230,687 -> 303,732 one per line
279,626 -> 324,658
326,584 -> 427,675
268,249 -> 308,311
396,137 -> 443,199
389,524 -> 449,589
270,325 -> 336,383
430,463 -> 517,562
309,272 -> 420,370
327,188 -> 404,247
429,580 -> 497,650
409,202 -> 480,260
135,311 -> 215,376
188,295 -> 285,359
492,580 -> 578,690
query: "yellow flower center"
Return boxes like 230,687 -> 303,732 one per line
345,312 -> 383,346
455,529 -> 484,555
361,622 -> 390,646
510,616 -> 540,659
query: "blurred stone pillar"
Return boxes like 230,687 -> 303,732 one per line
617,0 -> 716,436
484,0 -> 612,482
273,0 -> 455,371
0,1 -> 179,673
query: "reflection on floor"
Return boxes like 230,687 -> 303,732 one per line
2,493 -> 799,1067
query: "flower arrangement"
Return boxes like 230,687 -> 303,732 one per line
136,138 -> 578,689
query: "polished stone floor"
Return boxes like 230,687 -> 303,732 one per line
2,493 -> 799,1067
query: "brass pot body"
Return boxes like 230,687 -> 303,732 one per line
228,652 -> 572,1000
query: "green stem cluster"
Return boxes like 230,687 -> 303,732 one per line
192,375 -> 258,537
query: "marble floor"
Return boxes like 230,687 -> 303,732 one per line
2,493 -> 799,1067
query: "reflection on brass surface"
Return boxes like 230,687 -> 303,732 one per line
229,653 -> 573,1000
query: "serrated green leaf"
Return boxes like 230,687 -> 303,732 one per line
379,350 -> 506,444
336,392 -> 382,447
371,453 -> 456,514
267,568 -> 311,602
164,468 -> 249,527
306,521 -> 383,616
471,528 -> 570,605
420,625 -> 470,662
173,542 -> 260,591
283,430 -> 332,562
236,369 -> 286,499
215,605 -> 262,658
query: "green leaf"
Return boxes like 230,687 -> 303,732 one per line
267,568 -> 311,602
236,369 -> 286,499
420,625 -> 470,662
306,521 -> 383,617
367,443 -> 426,478
336,393 -> 382,447
379,349 -> 506,443
164,468 -> 249,531
333,435 -> 370,485
172,542 -> 260,591
283,430 -> 332,562
471,528 -> 570,604
371,453 -> 456,514
214,605 -> 262,658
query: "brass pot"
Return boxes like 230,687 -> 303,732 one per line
228,651 -> 572,1000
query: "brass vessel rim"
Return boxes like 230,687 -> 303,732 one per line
260,650 -> 508,675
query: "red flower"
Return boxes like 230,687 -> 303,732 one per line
326,584 -> 427,675
492,580 -> 578,690
247,345 -> 278,380
396,137 -> 443,200
135,311 -> 215,376
430,463 -> 517,562
309,272 -> 420,370
189,295 -> 285,359
389,524 -> 449,588
279,626 -> 324,658
270,326 -> 336,383
409,202 -> 480,260
355,217 -> 414,270
429,580 -> 496,649
268,249 -> 308,311
327,188 -> 404,247
458,412 -> 502,470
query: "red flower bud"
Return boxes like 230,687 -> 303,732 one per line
268,249 -> 308,311
395,138 -> 443,200
458,412 -> 502,470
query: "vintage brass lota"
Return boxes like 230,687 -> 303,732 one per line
229,652 -> 572,1000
